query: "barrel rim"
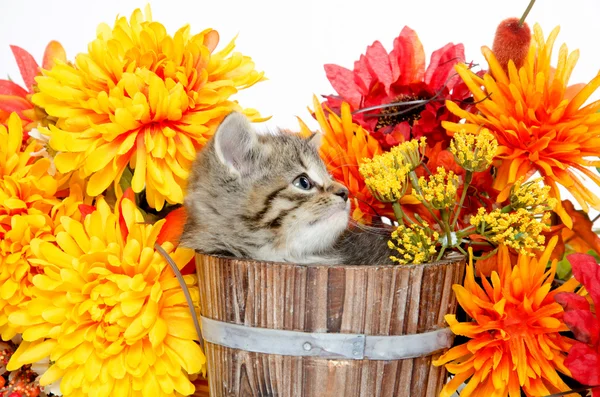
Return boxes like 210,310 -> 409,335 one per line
194,251 -> 465,269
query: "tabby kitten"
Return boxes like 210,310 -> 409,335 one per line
181,112 -> 393,265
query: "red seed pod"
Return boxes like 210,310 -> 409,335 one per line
492,17 -> 532,73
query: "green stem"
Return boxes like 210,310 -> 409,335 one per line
441,210 -> 454,252
392,202 -> 405,225
471,247 -> 499,261
455,245 -> 468,256
466,241 -> 495,246
454,225 -> 477,240
408,170 -> 442,226
452,171 -> 473,229
436,245 -> 447,262
519,0 -> 537,27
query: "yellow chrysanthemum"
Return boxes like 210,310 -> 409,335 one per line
434,238 -> 579,397
444,24 -> 600,228
34,6 -> 265,210
0,113 -> 63,341
7,197 -> 203,397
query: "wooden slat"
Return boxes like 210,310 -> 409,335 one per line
196,254 -> 465,397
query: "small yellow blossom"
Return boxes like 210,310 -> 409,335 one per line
390,137 -> 426,171
469,207 -> 550,254
416,167 -> 459,209
388,222 -> 439,264
449,128 -> 498,172
510,177 -> 557,213
359,151 -> 411,203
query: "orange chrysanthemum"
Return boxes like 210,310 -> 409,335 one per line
298,96 -> 389,224
7,197 -> 202,396
444,24 -> 600,229
434,237 -> 580,397
0,113 -> 84,341
34,6 -> 265,210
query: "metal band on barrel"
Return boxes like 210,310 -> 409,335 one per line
200,316 -> 453,360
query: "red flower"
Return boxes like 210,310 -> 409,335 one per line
0,41 -> 66,135
324,26 -> 474,150
556,253 -> 600,395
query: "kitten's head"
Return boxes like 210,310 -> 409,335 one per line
181,112 -> 350,263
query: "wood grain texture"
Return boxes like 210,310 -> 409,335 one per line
196,254 -> 465,397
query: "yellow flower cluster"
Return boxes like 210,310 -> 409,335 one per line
34,6 -> 265,210
510,177 -> 557,213
7,197 -> 203,396
449,128 -> 498,172
416,167 -> 459,209
388,222 -> 439,264
0,113 -> 60,340
359,151 -> 411,203
392,137 -> 426,171
469,207 -> 550,254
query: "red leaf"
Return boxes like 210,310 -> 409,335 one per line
561,201 -> 600,256
10,45 -> 40,92
568,253 -> 600,308
389,26 -> 425,86
364,41 -> 393,95
563,309 -> 600,345
565,342 -> 600,387
324,64 -> 362,109
0,80 -> 28,97
353,54 -> 372,95
181,257 -> 196,276
79,204 -> 96,220
556,292 -> 591,312
42,40 -> 67,70
0,95 -> 33,113
157,207 -> 188,245
425,43 -> 465,92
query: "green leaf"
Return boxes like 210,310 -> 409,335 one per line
556,256 -> 572,280
119,166 -> 134,192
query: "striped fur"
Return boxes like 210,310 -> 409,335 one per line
181,112 -> 393,265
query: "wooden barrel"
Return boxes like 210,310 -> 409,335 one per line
196,254 -> 465,397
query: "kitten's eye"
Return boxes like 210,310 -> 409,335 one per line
293,174 -> 313,190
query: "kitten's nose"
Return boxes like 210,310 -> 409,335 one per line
334,186 -> 349,202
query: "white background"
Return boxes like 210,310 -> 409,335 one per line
1,0 -> 599,130
1,0 -> 600,215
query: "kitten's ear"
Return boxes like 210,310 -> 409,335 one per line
307,131 -> 323,149
213,112 -> 258,175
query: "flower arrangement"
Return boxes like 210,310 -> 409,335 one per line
1,5 -> 264,396
1,1 -> 600,396
300,0 -> 600,395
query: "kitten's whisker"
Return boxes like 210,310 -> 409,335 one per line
328,163 -> 360,173
347,219 -> 391,236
